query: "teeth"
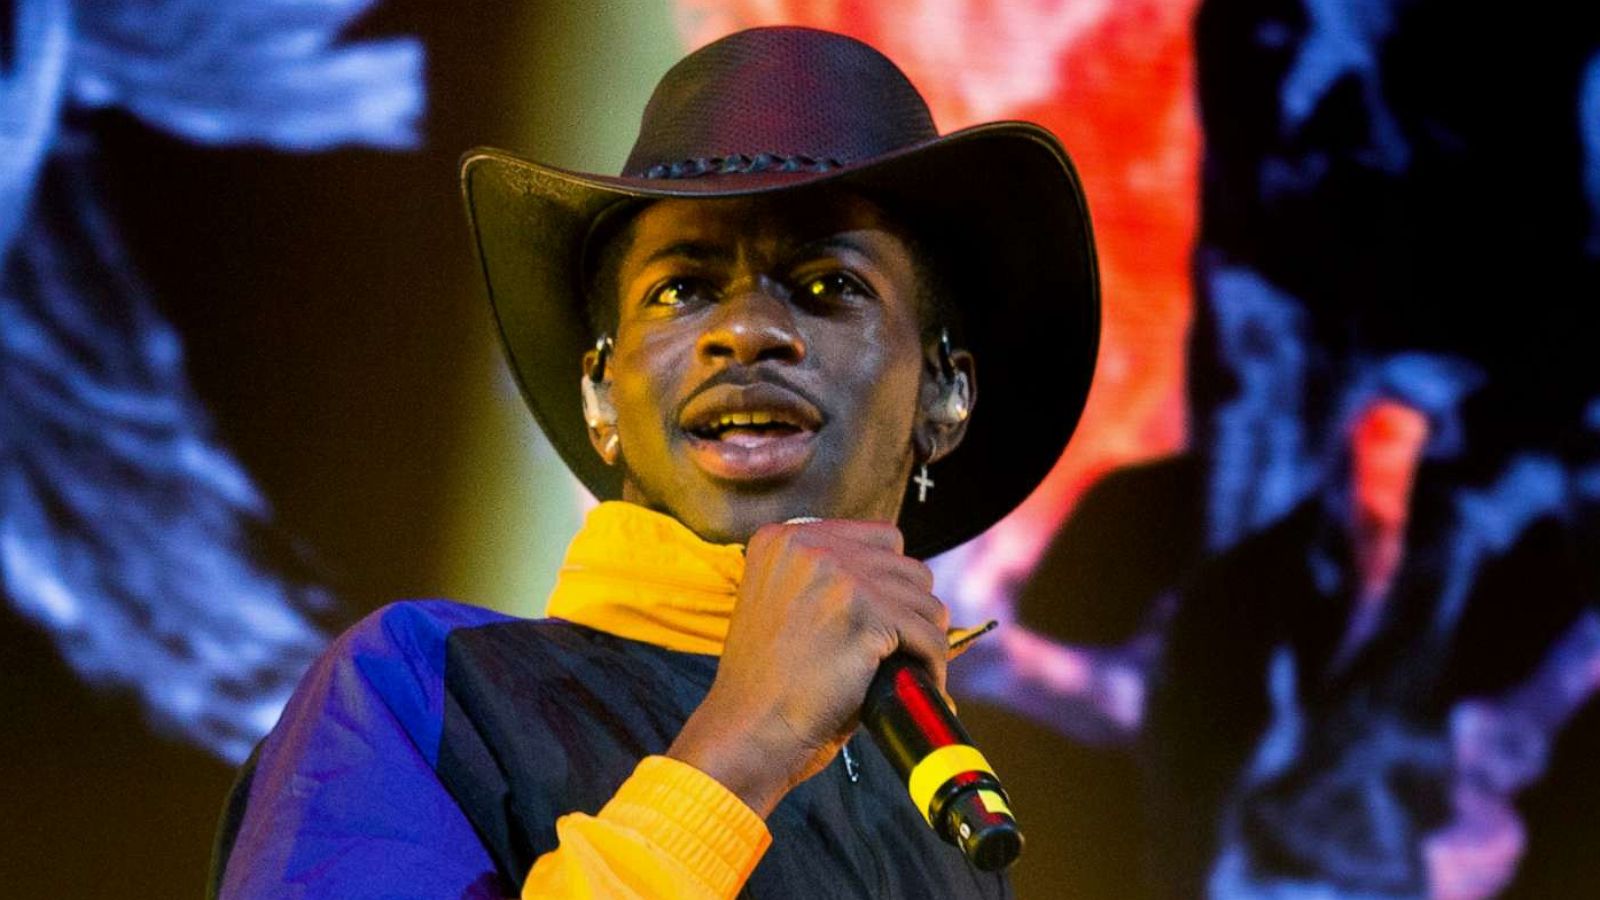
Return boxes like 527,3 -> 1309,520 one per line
712,411 -> 782,428
702,410 -> 792,433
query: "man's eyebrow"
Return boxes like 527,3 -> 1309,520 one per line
795,235 -> 875,259
636,241 -> 733,269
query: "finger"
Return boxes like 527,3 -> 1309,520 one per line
941,688 -> 959,716
902,588 -> 950,633
798,519 -> 904,555
879,554 -> 935,594
743,522 -> 787,564
894,617 -> 950,693
868,576 -> 949,636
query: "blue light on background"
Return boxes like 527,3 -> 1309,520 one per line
0,0 -> 422,762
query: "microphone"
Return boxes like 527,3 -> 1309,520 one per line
861,653 -> 1023,871
772,519 -> 1021,868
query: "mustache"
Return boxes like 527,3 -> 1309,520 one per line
676,367 -> 827,422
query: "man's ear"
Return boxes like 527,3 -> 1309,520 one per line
915,338 -> 976,465
581,343 -> 620,466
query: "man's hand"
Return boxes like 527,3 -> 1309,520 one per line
666,519 -> 949,818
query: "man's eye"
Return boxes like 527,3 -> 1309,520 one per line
800,272 -> 871,302
649,278 -> 711,307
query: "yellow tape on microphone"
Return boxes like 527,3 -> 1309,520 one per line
907,744 -> 999,826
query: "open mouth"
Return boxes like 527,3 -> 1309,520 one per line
679,383 -> 824,482
687,411 -> 809,447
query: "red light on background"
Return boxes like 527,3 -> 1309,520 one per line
675,0 -> 1201,567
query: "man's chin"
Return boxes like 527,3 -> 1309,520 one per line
675,494 -> 822,546
620,467 -> 900,546
617,475 -> 784,543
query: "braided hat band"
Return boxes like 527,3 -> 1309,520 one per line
641,154 -> 844,180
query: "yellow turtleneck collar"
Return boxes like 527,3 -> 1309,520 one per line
546,501 -> 745,656
545,500 -> 996,659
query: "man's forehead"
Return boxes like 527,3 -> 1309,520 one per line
619,190 -> 901,263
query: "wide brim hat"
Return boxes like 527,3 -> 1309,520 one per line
460,26 -> 1099,559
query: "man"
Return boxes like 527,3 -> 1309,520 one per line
211,26 -> 1098,899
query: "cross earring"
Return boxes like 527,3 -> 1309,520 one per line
913,436 -> 937,503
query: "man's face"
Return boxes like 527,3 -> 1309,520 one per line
592,190 -> 933,544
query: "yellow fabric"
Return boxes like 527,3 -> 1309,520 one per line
546,501 -> 746,656
907,744 -> 997,826
523,756 -> 771,899
548,500 -> 996,660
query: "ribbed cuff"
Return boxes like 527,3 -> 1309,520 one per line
598,755 -> 772,898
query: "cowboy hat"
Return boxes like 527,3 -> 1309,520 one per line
460,26 -> 1099,558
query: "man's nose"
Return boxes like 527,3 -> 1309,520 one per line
695,285 -> 806,366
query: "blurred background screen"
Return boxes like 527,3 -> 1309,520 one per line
3,0 -> 1598,896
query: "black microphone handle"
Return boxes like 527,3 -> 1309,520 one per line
860,653 -> 1023,872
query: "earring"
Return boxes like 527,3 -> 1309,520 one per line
602,432 -> 620,463
913,437 -> 937,503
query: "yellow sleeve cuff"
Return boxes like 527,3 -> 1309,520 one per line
523,755 -> 772,899
599,755 -> 772,897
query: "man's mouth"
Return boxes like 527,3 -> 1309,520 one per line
679,383 -> 823,483
688,411 -> 808,446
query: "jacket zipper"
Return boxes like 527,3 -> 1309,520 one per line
838,735 -> 889,896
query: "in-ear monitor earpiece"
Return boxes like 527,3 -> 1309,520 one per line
582,335 -> 617,429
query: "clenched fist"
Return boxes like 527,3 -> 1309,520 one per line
666,519 -> 949,817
